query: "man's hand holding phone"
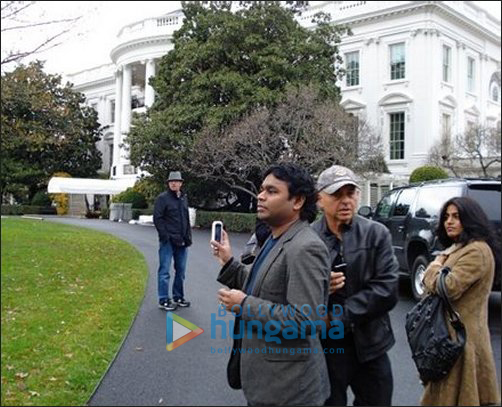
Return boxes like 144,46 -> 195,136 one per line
329,262 -> 346,295
210,221 -> 233,266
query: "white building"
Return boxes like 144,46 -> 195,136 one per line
67,1 -> 501,196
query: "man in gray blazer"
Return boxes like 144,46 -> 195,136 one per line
211,163 -> 331,406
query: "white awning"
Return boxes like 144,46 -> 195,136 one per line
47,177 -> 136,195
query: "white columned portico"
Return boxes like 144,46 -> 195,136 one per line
145,59 -> 156,107
112,67 -> 123,178
121,64 -> 132,134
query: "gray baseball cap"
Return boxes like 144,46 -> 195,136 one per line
317,165 -> 359,195
167,171 -> 183,182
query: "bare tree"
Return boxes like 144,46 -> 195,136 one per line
191,84 -> 388,200
1,1 -> 82,66
428,123 -> 501,177
428,131 -> 460,176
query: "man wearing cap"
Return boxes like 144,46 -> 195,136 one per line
312,165 -> 399,406
153,171 -> 192,311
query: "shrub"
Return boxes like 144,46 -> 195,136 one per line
1,205 -> 57,215
196,211 -> 256,233
409,166 -> 449,183
112,188 -> 148,209
31,191 -> 52,206
1,205 -> 24,215
22,205 -> 57,215
132,177 -> 164,206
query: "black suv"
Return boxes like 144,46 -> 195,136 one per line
359,178 -> 501,300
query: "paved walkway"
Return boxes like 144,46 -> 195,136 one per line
44,217 -> 501,406
47,217 -> 248,406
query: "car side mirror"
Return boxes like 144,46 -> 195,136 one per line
358,205 -> 372,218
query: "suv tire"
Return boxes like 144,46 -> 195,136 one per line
411,255 -> 429,301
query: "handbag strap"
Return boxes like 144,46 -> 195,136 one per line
437,267 -> 465,335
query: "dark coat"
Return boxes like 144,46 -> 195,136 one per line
153,189 -> 192,246
312,214 -> 399,363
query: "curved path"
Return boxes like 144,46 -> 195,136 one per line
47,217 -> 248,406
44,217 -> 500,406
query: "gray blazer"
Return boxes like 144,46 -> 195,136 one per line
218,220 -> 330,406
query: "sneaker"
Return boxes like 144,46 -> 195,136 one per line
159,299 -> 177,311
175,298 -> 191,308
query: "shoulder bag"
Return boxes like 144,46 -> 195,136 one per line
405,267 -> 466,384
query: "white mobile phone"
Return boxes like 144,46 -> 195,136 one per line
211,221 -> 223,243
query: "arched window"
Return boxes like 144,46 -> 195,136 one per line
491,84 -> 499,102
489,72 -> 500,103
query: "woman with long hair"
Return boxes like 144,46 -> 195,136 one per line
421,196 -> 500,406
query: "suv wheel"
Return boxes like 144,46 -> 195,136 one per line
411,255 -> 429,301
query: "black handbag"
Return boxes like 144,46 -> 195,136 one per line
405,267 -> 466,384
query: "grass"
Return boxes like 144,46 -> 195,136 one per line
1,218 -> 148,406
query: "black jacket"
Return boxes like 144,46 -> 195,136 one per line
153,189 -> 192,246
312,214 -> 399,363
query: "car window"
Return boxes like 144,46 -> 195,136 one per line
415,186 -> 463,218
393,188 -> 417,217
375,190 -> 399,219
467,185 -> 501,222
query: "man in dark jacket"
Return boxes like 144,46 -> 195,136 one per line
153,171 -> 192,311
312,165 -> 399,406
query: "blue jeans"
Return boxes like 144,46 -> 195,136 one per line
157,240 -> 188,302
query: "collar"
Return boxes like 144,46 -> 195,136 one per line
319,214 -> 355,238
440,242 -> 464,256
168,189 -> 183,199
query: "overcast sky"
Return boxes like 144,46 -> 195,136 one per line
1,1 -> 500,77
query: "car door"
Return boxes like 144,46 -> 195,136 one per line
373,189 -> 400,229
386,187 -> 417,269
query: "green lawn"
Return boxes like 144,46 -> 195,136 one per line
1,218 -> 148,406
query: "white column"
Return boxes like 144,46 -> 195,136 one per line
121,64 -> 132,134
145,59 -> 156,108
112,67 -> 123,178
479,53 -> 486,123
456,41 -> 466,134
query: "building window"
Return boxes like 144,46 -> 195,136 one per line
109,144 -> 114,169
467,57 -> 475,93
442,45 -> 451,83
390,43 -> 405,80
442,113 -> 451,138
345,51 -> 360,87
466,120 -> 476,134
389,112 -> 405,160
491,84 -> 500,102
131,96 -> 145,109
110,100 -> 115,123
489,72 -> 500,103
123,164 -> 136,175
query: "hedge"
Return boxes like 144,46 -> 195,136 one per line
195,211 -> 256,233
112,188 -> 148,209
1,205 -> 57,215
409,166 -> 449,183
31,191 -> 52,206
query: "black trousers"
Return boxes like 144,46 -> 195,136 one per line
321,334 -> 393,406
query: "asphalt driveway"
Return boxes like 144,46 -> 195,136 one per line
43,217 -> 501,406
